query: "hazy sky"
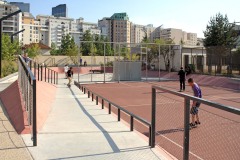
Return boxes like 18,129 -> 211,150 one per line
8,0 -> 240,38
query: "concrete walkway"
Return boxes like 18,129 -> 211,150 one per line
0,73 -> 32,160
22,77 -> 165,160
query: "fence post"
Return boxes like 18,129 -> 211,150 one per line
32,79 -> 37,146
92,93 -> 94,101
40,65 -> 43,81
88,91 -> 90,98
149,126 -> 152,146
30,60 -> 32,71
108,103 -> 111,114
183,98 -> 190,160
102,99 -> 104,109
118,108 -> 120,121
37,64 -> 39,81
34,62 -> 36,77
45,66 -> 46,82
48,69 -> 49,83
130,116 -> 134,131
56,73 -> 58,84
54,72 -> 56,84
96,96 -> 98,105
51,70 -> 52,83
151,87 -> 156,148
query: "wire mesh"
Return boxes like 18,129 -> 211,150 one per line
153,85 -> 240,160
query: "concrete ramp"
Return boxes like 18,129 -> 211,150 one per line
0,80 -> 57,134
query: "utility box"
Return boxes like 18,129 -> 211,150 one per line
113,61 -> 141,81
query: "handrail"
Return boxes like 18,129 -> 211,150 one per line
29,60 -> 58,85
151,85 -> 240,159
18,55 -> 37,146
74,81 -> 152,146
152,85 -> 240,115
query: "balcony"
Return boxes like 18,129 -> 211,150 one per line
2,22 -> 14,27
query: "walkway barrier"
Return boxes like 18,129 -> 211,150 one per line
74,81 -> 153,146
29,60 -> 58,85
151,85 -> 240,160
18,55 -> 37,146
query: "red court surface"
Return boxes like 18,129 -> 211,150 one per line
83,80 -> 240,160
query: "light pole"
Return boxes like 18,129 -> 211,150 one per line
0,9 -> 21,78
11,29 -> 25,43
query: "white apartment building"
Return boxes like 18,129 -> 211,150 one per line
98,17 -> 111,39
36,15 -> 74,47
152,28 -> 198,46
131,24 -> 145,44
183,32 -> 197,46
160,28 -> 183,44
0,1 -> 22,42
34,15 -> 101,48
144,24 -> 156,42
22,12 -> 40,45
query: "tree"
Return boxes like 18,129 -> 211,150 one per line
60,34 -> 75,55
147,38 -> 175,71
2,33 -> 20,61
26,43 -> 40,58
50,42 -> 59,55
203,13 -> 238,73
60,34 -> 79,64
81,30 -> 93,55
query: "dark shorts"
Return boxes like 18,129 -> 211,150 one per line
190,102 -> 201,115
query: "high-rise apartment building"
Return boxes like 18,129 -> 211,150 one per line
130,24 -> 145,43
52,4 -> 68,18
98,17 -> 111,40
10,2 -> 30,12
152,28 -> 198,46
160,28 -> 183,44
0,2 -> 22,42
111,13 -> 131,43
98,13 -> 131,43
35,15 -> 100,48
22,12 -> 40,45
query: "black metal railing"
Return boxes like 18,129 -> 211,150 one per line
152,85 -> 240,160
29,60 -> 58,85
18,55 -> 37,146
74,81 -> 153,146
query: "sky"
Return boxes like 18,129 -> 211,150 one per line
8,0 -> 240,38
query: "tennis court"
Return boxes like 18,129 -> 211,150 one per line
81,80 -> 240,160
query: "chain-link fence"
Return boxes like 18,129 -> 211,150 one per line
151,85 -> 240,160
18,55 -> 37,146
182,46 -> 240,77
77,41 -> 181,83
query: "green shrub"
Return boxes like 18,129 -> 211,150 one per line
2,60 -> 18,77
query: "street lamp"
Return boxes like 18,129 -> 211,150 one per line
11,29 -> 25,43
0,9 -> 22,78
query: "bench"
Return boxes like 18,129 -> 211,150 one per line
90,69 -> 104,73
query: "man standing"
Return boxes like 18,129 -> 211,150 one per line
178,67 -> 186,91
67,67 -> 73,87
64,64 -> 69,79
188,78 -> 202,128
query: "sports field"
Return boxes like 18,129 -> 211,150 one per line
82,79 -> 240,160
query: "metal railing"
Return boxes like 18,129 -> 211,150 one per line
29,61 -> 58,84
18,55 -> 37,146
74,81 -> 153,146
151,85 -> 240,160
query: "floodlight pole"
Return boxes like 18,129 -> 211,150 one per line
11,29 -> 25,43
0,9 -> 21,78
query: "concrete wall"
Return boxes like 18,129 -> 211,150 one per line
35,56 -> 123,67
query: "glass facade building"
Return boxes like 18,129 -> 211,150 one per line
10,2 -> 30,12
52,4 -> 67,17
